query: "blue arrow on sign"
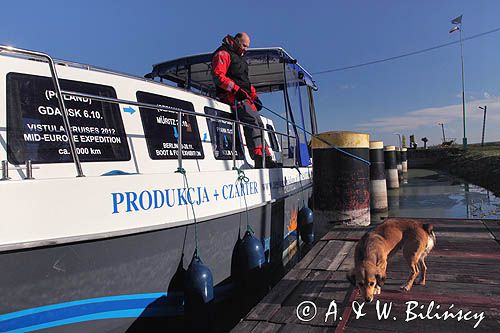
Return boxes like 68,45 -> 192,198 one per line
223,135 -> 229,147
123,106 -> 136,114
173,126 -> 179,140
202,133 -> 208,142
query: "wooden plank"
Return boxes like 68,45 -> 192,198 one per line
280,323 -> 332,332
432,238 -> 500,254
270,270 -> 331,324
380,280 -> 500,300
382,271 -> 500,285
309,272 -> 353,327
341,327 -> 394,332
384,267 -> 500,283
392,217 -> 487,224
388,255 -> 500,267
250,321 -> 283,332
305,325 -> 333,333
377,289 -> 500,308
284,270 -> 333,304
295,241 -> 328,269
337,243 -> 356,272
343,328 -> 394,332
483,220 -> 500,240
434,230 -> 493,240
386,258 -> 500,275
277,323 -> 306,333
327,241 -> 356,271
231,320 -> 259,332
321,227 -> 370,241
245,268 -> 310,321
426,250 -> 500,260
308,240 -> 349,270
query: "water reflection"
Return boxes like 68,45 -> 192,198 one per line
371,169 -> 500,220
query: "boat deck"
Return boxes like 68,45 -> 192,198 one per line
231,218 -> 500,332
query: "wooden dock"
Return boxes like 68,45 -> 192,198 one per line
232,218 -> 500,332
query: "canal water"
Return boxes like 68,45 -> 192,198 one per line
372,168 -> 500,222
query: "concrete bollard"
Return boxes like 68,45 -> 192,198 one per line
401,147 -> 408,173
384,146 -> 399,189
312,131 -> 370,231
369,141 -> 388,213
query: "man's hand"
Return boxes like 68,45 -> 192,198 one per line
235,89 -> 248,101
254,97 -> 263,111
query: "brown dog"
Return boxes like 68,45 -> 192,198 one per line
347,219 -> 436,302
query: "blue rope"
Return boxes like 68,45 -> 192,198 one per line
261,105 -> 371,165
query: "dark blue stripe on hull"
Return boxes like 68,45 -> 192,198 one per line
0,293 -> 178,332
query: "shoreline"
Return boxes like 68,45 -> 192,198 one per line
409,144 -> 500,197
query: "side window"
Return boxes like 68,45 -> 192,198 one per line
204,107 -> 244,160
266,124 -> 280,152
6,72 -> 130,164
136,91 -> 204,160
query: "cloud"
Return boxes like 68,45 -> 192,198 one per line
357,96 -> 500,133
338,84 -> 355,90
455,91 -> 495,101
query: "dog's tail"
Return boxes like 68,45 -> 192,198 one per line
423,223 -> 436,244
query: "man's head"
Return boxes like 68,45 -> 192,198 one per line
234,32 -> 250,55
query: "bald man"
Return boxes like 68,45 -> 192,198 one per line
212,33 -> 275,168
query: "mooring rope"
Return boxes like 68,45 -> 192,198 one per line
176,167 -> 200,256
260,104 -> 371,165
233,166 -> 254,234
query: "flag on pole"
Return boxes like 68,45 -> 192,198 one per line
451,15 -> 463,24
449,26 -> 460,33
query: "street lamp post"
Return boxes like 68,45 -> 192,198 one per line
437,123 -> 446,143
394,133 -> 402,149
459,27 -> 467,149
478,106 -> 487,146
450,15 -> 467,149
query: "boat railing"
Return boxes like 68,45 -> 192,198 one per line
60,90 -> 298,171
0,45 -> 84,177
0,45 -> 299,177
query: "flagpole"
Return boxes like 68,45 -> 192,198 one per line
459,23 -> 467,149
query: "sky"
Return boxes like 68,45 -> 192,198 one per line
1,0 -> 499,147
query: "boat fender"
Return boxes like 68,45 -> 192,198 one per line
184,252 -> 214,307
298,206 -> 314,244
239,230 -> 265,271
184,251 -> 214,330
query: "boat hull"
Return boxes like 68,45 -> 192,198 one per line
0,185 -> 312,332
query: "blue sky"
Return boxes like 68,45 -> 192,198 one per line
2,0 -> 499,147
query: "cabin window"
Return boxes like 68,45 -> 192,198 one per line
204,107 -> 244,160
6,73 -> 130,164
266,124 -> 280,152
136,91 -> 204,159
